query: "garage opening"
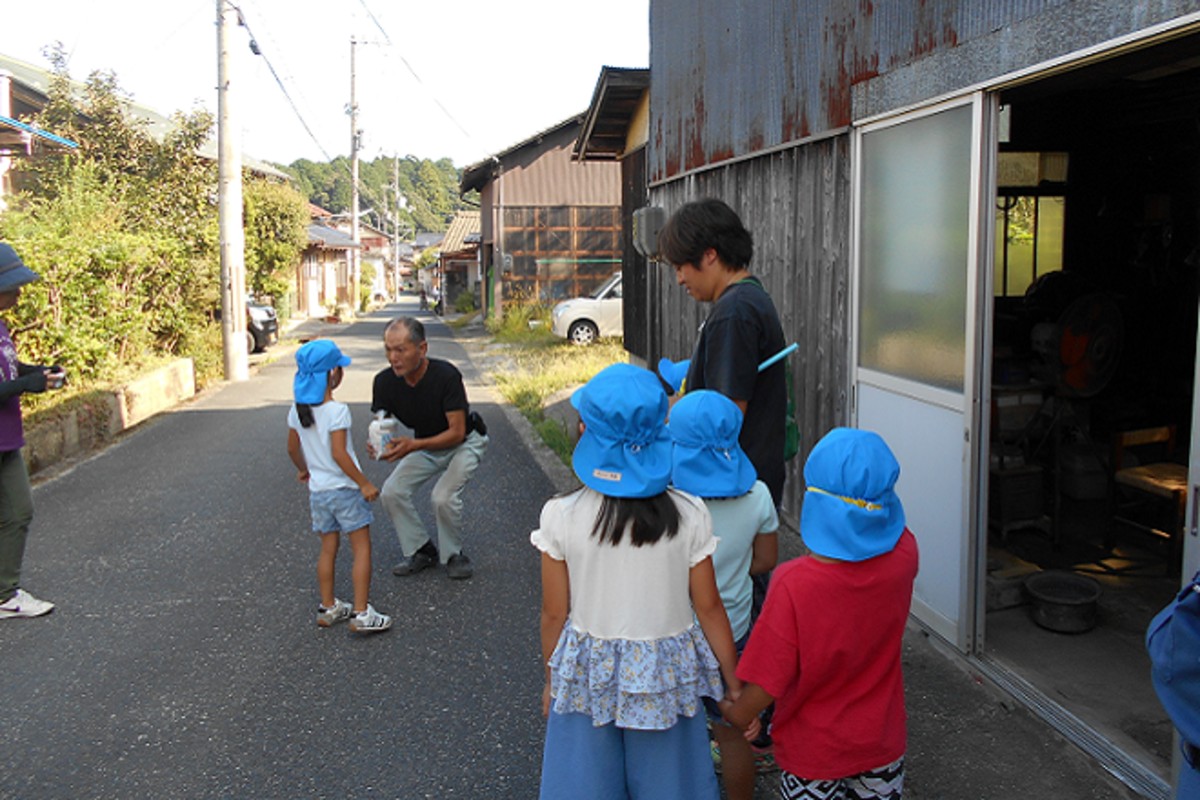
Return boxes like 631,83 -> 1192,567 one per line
983,30 -> 1200,790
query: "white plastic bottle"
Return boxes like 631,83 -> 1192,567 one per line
368,411 -> 399,459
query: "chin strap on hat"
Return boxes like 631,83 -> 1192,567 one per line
806,485 -> 884,512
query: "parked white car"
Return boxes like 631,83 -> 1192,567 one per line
551,272 -> 623,345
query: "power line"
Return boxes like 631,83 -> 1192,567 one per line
230,2 -> 394,224
356,0 -> 478,145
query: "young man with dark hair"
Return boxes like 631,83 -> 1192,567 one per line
658,198 -> 788,506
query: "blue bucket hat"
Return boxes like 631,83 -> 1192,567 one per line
0,244 -> 41,292
801,427 -> 906,561
571,363 -> 671,498
656,357 -> 691,396
293,339 -> 351,404
668,390 -> 757,498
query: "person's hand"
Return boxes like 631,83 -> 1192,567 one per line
382,437 -> 416,462
360,481 -> 380,502
296,469 -> 310,483
45,366 -> 66,390
742,715 -> 762,742
365,441 -> 377,459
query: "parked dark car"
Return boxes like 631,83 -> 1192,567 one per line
247,300 -> 278,353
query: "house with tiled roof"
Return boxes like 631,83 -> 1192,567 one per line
436,210 -> 481,308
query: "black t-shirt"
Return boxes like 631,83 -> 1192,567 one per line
685,277 -> 788,504
371,358 -> 469,439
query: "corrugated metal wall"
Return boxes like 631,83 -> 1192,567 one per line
649,0 -> 1200,180
648,134 -> 852,522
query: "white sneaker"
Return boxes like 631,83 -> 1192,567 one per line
0,588 -> 55,619
348,604 -> 392,634
316,598 -> 352,628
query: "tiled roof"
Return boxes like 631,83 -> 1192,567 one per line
307,224 -> 359,249
440,210 -> 481,253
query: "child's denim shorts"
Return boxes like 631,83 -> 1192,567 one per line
309,487 -> 373,534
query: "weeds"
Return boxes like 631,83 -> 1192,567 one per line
484,300 -> 627,463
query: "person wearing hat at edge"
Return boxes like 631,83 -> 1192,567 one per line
0,244 -> 66,620
719,428 -> 918,800
669,389 -> 779,800
532,363 -> 744,800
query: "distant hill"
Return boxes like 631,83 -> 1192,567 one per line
281,155 -> 478,235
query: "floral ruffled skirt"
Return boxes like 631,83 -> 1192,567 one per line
547,622 -> 724,730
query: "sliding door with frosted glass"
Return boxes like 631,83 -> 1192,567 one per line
853,95 -> 990,649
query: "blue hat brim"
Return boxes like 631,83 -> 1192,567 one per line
656,357 -> 691,395
670,442 -> 757,498
573,427 -> 672,498
799,427 -> 906,561
800,490 -> 905,561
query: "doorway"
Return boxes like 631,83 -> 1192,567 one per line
980,30 -> 1200,790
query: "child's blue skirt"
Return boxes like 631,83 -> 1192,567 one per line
538,709 -> 718,800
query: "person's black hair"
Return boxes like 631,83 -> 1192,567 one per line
657,197 -> 754,270
296,402 -> 315,428
590,490 -> 683,547
295,369 -> 335,428
385,316 -> 426,344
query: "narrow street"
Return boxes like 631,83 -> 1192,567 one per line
1,299 -> 1146,800
2,300 -> 553,798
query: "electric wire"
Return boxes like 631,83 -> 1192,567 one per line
355,0 -> 478,145
230,1 -> 397,229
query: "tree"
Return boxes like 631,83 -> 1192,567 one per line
243,179 -> 309,302
1,46 -> 222,381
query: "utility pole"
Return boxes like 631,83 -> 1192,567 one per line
349,37 -> 361,316
392,154 -> 401,299
217,0 -> 248,381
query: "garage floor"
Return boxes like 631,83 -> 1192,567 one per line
983,496 -> 1180,779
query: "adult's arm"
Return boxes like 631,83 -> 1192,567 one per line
381,408 -> 467,461
0,366 -> 47,403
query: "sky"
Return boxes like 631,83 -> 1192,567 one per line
3,0 -> 650,169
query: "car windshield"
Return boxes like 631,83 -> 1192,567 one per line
590,273 -> 621,299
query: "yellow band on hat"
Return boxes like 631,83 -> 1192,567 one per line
806,485 -> 883,511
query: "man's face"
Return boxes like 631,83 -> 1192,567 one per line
384,326 -> 427,379
672,249 -> 719,302
0,288 -> 20,311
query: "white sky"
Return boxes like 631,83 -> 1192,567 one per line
3,0 -> 650,169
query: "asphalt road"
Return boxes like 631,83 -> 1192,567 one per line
0,298 -> 1151,800
2,302 -> 555,799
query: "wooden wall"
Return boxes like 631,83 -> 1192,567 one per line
648,134 -> 853,521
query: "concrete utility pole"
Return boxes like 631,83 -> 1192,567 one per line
349,37 -> 361,315
217,0 -> 249,381
392,154 -> 401,298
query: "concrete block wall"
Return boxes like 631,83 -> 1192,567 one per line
23,358 -> 195,476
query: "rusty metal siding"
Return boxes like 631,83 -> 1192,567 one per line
650,0 -> 1200,181
647,134 -> 852,522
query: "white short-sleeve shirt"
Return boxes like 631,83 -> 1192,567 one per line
286,401 -> 363,493
531,487 -> 716,640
